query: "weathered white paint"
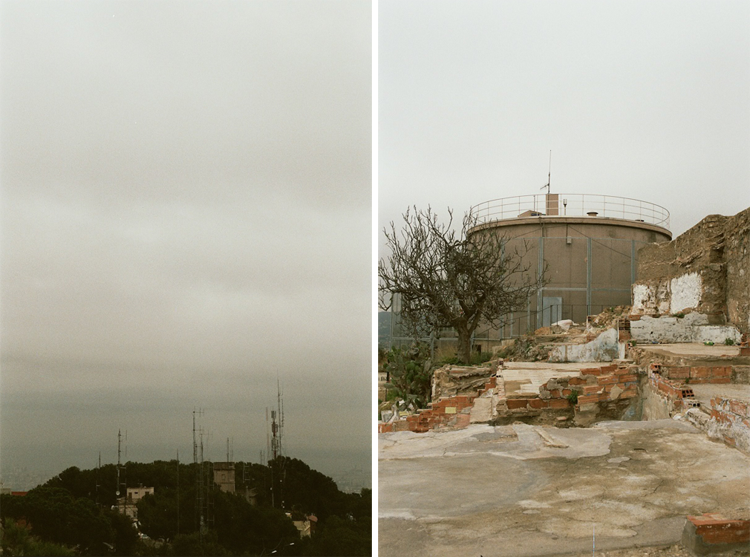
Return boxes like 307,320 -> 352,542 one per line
707,411 -> 750,455
694,326 -> 742,345
631,313 -> 741,344
548,328 -> 619,362
669,272 -> 701,314
631,280 -> 673,315
632,284 -> 653,313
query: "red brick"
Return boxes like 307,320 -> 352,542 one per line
601,365 -> 617,372
568,376 -> 586,385
577,394 -> 599,405
667,367 -> 690,379
581,367 -> 602,376
688,514 -> 725,526
548,398 -> 570,409
617,374 -> 637,382
702,529 -> 750,544
729,400 -> 748,416
691,366 -> 712,378
528,398 -> 549,409
712,366 -> 732,378
709,377 -> 732,384
615,367 -> 633,375
506,399 -> 529,410
583,385 -> 601,394
690,378 -> 711,384
620,387 -> 638,399
598,374 -> 617,385
378,424 -> 393,433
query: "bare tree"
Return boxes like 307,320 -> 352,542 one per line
379,207 -> 545,364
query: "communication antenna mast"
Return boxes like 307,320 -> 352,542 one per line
192,409 -> 205,537
176,449 -> 180,536
265,408 -> 271,463
541,150 -> 552,194
193,408 -> 204,466
116,429 -> 126,508
274,379 -> 287,509
96,451 -> 101,505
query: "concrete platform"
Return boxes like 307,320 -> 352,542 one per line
379,421 -> 750,557
501,363 -> 583,397
691,384 -> 750,408
639,343 -> 741,359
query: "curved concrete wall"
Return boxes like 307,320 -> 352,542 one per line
469,216 -> 672,338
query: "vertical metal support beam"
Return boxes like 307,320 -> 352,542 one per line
501,241 -> 506,339
630,240 -> 636,304
537,237 -> 544,328
586,237 -> 592,315
526,298 -> 531,334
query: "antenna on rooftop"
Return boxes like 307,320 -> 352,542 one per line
541,150 -> 551,194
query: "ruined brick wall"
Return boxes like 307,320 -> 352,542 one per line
633,207 -> 750,332
725,208 -> 750,333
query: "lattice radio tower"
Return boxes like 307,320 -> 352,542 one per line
266,379 -> 286,508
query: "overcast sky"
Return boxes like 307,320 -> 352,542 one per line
1,1 -> 371,487
379,0 -> 750,258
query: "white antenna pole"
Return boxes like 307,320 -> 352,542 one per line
540,150 -> 552,194
548,150 -> 552,194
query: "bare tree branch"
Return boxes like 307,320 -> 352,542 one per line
379,207 -> 546,363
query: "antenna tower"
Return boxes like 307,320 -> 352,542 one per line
269,379 -> 286,508
176,449 -> 180,536
192,409 -> 205,537
541,150 -> 552,194
116,429 -> 126,511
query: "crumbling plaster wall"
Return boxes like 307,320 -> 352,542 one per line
632,208 -> 750,332
630,313 -> 741,344
548,328 -> 619,362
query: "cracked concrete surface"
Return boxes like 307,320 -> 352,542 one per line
379,421 -> 750,557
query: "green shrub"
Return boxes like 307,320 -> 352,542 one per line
566,392 -> 579,404
725,338 -> 735,345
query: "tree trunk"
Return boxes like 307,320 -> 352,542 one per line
456,326 -> 472,365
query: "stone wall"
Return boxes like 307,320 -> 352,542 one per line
707,396 -> 750,454
726,209 -> 750,333
633,207 -> 750,332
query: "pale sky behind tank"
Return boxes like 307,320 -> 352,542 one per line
379,0 -> 750,258
0,1 -> 371,487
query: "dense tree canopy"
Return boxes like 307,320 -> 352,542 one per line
1,457 -> 371,556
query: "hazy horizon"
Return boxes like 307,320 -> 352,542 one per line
0,0 -> 372,491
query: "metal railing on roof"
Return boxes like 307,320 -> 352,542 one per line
469,193 -> 670,230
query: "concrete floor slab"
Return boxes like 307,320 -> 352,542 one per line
501,366 -> 583,397
639,344 -> 741,358
379,420 -> 750,557
691,384 -> 750,407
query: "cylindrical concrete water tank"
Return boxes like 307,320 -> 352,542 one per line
468,193 -> 671,340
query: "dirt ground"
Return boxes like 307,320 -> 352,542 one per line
379,420 -> 750,557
